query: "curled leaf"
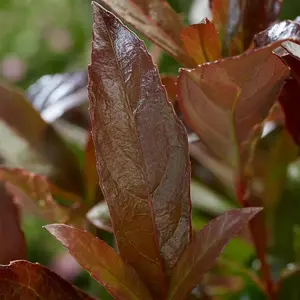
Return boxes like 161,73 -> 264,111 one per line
46,224 -> 153,300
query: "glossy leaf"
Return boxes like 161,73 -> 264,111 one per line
89,3 -> 192,296
96,0 -> 195,67
242,0 -> 283,50
86,202 -> 112,233
275,41 -> 300,145
46,224 -> 153,300
0,260 -> 95,299
178,44 -> 289,169
180,19 -> 222,65
0,167 -> 71,222
0,81 -> 84,195
0,183 -> 26,264
167,208 -> 262,300
254,20 -> 300,48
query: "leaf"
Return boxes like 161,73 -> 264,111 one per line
83,134 -> 100,205
89,3 -> 192,296
96,0 -> 195,67
0,260 -> 95,299
167,208 -> 262,300
178,44 -> 289,170
27,71 -> 89,124
0,167 -> 71,222
180,19 -> 222,65
161,75 -> 177,104
0,81 -> 84,195
254,20 -> 300,48
86,201 -> 112,233
46,224 -> 153,300
0,182 -> 26,264
274,41 -> 300,145
242,0 -> 283,50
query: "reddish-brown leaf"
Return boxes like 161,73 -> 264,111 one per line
0,183 -> 26,264
0,260 -> 95,299
275,41 -> 300,145
161,75 -> 177,105
83,134 -> 100,205
180,19 -> 222,65
178,45 -> 289,169
96,0 -> 195,67
242,0 -> 283,50
89,3 -> 192,296
211,0 -> 229,45
167,208 -> 262,300
0,167 -> 71,222
46,224 -> 153,300
0,81 -> 84,195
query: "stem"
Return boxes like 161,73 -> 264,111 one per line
236,176 -> 277,300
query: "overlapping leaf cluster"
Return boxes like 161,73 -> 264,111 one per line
1,0 -> 300,299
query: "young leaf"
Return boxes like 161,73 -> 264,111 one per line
180,19 -> 222,65
178,45 -> 289,169
0,183 -> 26,264
96,0 -> 195,67
46,224 -> 153,300
161,75 -> 177,104
0,81 -> 84,195
0,260 -> 95,299
89,3 -> 192,295
167,208 -> 262,300
0,167 -> 71,222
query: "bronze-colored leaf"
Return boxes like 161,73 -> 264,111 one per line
167,208 -> 262,300
180,19 -> 222,65
96,0 -> 195,67
178,45 -> 289,170
0,167 -> 71,222
0,182 -> 26,264
0,260 -> 95,299
46,224 -> 153,300
0,81 -> 84,195
89,3 -> 192,296
161,75 -> 177,104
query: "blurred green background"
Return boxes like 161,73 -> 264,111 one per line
1,0 -> 300,299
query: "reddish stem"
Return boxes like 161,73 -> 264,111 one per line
236,176 -> 277,300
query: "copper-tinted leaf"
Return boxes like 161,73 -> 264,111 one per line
0,167 -> 71,222
254,20 -> 300,48
167,208 -> 262,300
0,260 -> 95,299
0,81 -> 84,195
89,3 -> 192,296
83,134 -> 100,205
161,75 -> 177,104
275,41 -> 300,145
86,202 -> 112,233
96,0 -> 195,67
0,183 -> 26,264
180,19 -> 222,65
211,0 -> 229,45
178,45 -> 289,169
46,224 -> 153,300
